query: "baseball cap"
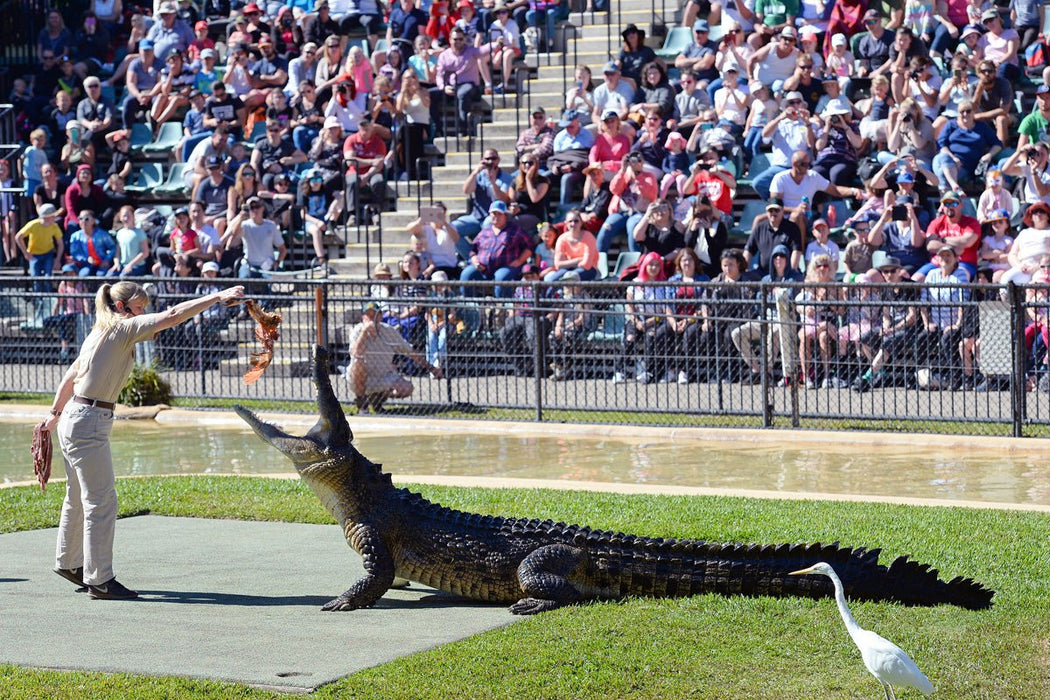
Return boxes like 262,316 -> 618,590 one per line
532,106 -> 545,117
259,35 -> 273,46
780,26 -> 797,39
37,203 -> 58,218
940,190 -> 962,203
558,109 -> 580,127
985,208 -> 1010,223
430,270 -> 449,282
799,25 -> 820,39
602,61 -> 619,74
205,154 -> 223,168
601,108 -> 619,121
1038,84 -> 1050,96
323,116 -> 341,129
195,20 -> 209,31
831,33 -> 847,47
61,263 -> 78,274
158,1 -> 177,13
174,206 -> 190,216
960,25 -> 983,39
243,2 -> 263,13
489,200 -> 508,215
201,48 -> 216,59
373,263 -> 392,277
783,90 -> 804,103
362,300 -> 380,313
897,171 -> 915,183
766,197 -> 785,211
863,9 -> 880,21
877,256 -> 903,272
692,20 -> 709,32
201,261 -> 220,273
140,38 -> 155,50
936,245 -> 958,257
981,8 -> 999,22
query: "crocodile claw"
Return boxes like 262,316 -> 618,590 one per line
509,597 -> 563,615
321,596 -> 358,612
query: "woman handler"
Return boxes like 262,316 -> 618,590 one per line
42,280 -> 244,599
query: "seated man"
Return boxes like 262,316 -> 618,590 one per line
451,148 -> 514,257
346,300 -> 443,412
459,200 -> 533,298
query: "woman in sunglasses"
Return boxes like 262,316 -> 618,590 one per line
510,153 -> 550,235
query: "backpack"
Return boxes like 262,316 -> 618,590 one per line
1025,36 -> 1050,77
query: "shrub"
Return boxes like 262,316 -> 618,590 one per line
118,363 -> 172,406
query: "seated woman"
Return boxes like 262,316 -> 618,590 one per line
666,248 -> 707,384
630,62 -> 674,123
796,253 -> 848,389
615,251 -> 673,384
548,210 -> 599,282
631,199 -> 685,260
509,155 -> 550,236
932,99 -> 1002,194
386,251 -> 428,351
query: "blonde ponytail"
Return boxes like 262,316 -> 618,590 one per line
93,281 -> 147,331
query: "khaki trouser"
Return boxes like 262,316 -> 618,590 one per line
55,403 -> 117,587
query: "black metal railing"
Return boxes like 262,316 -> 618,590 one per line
3,276 -> 1048,437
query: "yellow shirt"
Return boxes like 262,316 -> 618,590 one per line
17,219 -> 63,255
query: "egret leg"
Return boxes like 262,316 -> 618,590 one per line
881,682 -> 896,700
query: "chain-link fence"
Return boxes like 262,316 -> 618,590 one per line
3,274 -> 1048,436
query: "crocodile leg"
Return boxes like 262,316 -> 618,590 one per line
322,525 -> 395,611
510,544 -> 586,615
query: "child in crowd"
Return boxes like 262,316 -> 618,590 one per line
426,270 -> 460,371
535,222 -> 558,278
842,217 -> 875,281
659,131 -> 691,201
976,168 -> 1016,222
188,20 -> 214,62
409,233 -> 434,276
44,263 -> 90,362
825,33 -> 856,89
20,129 -> 49,196
805,218 -> 841,269
979,209 -> 1014,283
742,81 -> 776,165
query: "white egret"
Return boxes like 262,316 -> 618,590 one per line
789,562 -> 934,699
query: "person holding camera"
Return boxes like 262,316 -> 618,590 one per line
451,148 -> 514,257
751,90 -> 815,202
868,190 -> 928,271
598,151 -> 658,254
1000,141 -> 1050,207
813,105 -> 863,187
885,98 -> 935,169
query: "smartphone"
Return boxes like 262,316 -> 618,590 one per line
891,205 -> 908,221
419,205 -> 444,227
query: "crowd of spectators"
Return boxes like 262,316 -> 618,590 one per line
4,0 -> 1050,394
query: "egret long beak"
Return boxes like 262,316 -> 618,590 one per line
788,566 -> 818,576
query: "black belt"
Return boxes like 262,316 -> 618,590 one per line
73,395 -> 116,411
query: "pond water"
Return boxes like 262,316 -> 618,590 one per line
4,420 -> 1048,508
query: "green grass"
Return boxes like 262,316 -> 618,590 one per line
1,476 -> 1048,698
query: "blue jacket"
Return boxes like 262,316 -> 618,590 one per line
70,228 -> 117,267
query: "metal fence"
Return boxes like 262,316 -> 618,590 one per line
3,275 -> 1048,437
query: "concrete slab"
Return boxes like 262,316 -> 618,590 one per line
0,516 -> 517,691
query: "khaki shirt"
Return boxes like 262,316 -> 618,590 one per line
72,315 -> 161,402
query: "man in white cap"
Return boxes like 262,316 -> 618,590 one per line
591,61 -> 633,124
147,1 -> 194,63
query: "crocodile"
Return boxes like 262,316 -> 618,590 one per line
234,346 -> 994,615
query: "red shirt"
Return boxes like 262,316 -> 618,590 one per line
925,213 -> 981,265
684,170 -> 734,216
342,132 -> 388,176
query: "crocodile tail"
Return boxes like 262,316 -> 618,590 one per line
771,542 -> 994,610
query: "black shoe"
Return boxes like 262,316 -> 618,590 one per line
54,567 -> 85,587
87,578 -> 138,599
851,376 -> 871,393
